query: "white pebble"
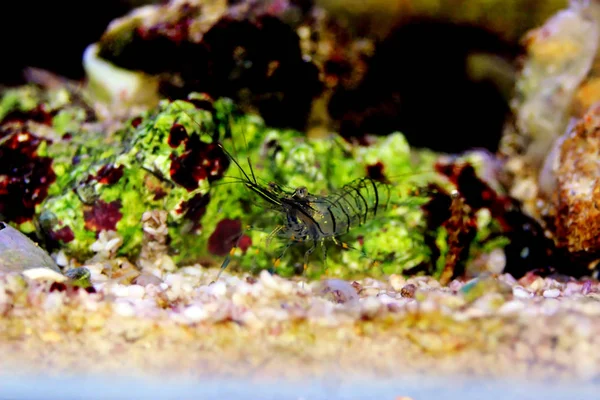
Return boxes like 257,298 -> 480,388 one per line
259,270 -> 278,289
128,285 -> 146,299
159,256 -> 177,272
163,273 -> 183,287
106,237 -> 123,252
543,288 -> 561,298
113,301 -> 135,317
377,293 -> 398,306
259,270 -> 293,294
43,292 -> 65,311
487,249 -> 506,274
540,298 -> 560,315
513,286 -> 534,299
84,263 -> 104,275
183,305 -> 208,323
54,251 -> 69,267
498,300 -> 525,315
209,281 -> 227,297
111,284 -> 130,298
360,297 -> 382,318
22,268 -> 67,282
180,266 -> 203,277
529,277 -> 545,292
459,307 -> 488,319
389,274 -> 406,291
448,280 -> 464,291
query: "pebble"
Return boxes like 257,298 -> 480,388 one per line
487,249 -> 506,274
0,223 -> 60,273
7,258 -> 600,355
360,287 -> 381,297
54,251 -> 69,267
543,289 -> 561,298
209,281 -> 227,297
22,268 -> 67,282
113,301 -> 136,317
400,284 -> 417,298
389,274 -> 406,291
528,277 -> 545,292
317,279 -> 359,305
360,297 -> 382,318
513,286 -> 534,299
128,285 -> 146,299
259,270 -> 293,295
183,305 -> 208,323
134,273 -> 162,287
498,300 -> 526,315
180,266 -> 203,277
111,284 -> 131,298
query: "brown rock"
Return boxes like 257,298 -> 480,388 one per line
555,103 -> 600,255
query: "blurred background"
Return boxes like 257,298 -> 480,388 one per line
1,0 -> 159,84
0,0 -> 568,152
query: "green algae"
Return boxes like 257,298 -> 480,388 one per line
38,100 -> 218,262
64,267 -> 92,288
1,84 -> 511,279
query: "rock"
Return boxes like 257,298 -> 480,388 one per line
555,103 -> 600,256
316,279 -> 359,305
516,3 -> 598,167
460,275 -> 512,302
63,267 -> 92,288
501,1 -> 600,217
0,221 -> 60,273
400,284 -> 417,298
22,268 -> 67,282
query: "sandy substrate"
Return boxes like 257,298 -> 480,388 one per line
1,264 -> 600,384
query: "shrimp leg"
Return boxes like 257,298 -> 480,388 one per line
320,240 -> 328,273
303,239 -> 318,272
213,224 -> 261,283
331,236 -> 368,259
273,240 -> 296,269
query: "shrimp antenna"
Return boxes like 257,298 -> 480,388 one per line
172,100 -> 252,185
226,107 -> 257,185
217,142 -> 252,184
174,98 -> 264,283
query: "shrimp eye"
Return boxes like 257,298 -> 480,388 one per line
294,186 -> 308,199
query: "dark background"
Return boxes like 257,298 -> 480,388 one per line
0,1 -> 155,84
0,0 -> 520,152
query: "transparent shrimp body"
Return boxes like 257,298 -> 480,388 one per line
199,99 -> 435,279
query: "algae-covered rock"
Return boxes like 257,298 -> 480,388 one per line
1,83 -> 515,280
38,99 -> 228,262
95,0 -> 323,130
0,84 -> 118,235
63,267 -> 92,288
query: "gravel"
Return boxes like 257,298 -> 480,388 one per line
1,260 -> 600,383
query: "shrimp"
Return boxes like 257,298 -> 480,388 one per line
176,98 -> 431,280
214,140 -> 430,281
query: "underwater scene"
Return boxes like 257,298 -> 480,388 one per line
1,0 -> 600,398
